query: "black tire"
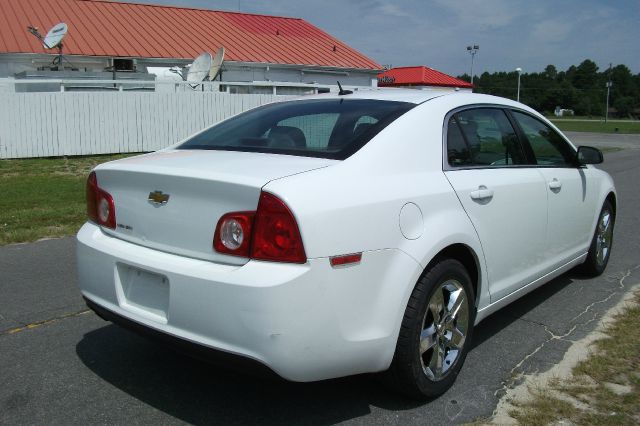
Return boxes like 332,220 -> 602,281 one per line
384,258 -> 476,399
578,200 -> 615,277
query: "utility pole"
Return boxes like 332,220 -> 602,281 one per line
516,67 -> 522,102
605,63 -> 612,123
466,45 -> 479,85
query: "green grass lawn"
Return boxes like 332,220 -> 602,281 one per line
549,119 -> 640,134
0,154 -> 135,245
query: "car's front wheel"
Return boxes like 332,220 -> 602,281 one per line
385,258 -> 475,399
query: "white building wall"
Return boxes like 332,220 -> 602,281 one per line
0,54 -> 379,90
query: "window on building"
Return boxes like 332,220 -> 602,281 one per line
275,87 -> 316,96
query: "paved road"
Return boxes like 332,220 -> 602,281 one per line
2,145 -> 640,425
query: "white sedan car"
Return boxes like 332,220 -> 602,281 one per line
77,89 -> 615,399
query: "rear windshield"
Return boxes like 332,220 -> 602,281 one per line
177,98 -> 415,160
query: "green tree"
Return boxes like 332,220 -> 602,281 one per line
573,59 -> 599,90
610,65 -> 636,100
456,60 -> 638,118
544,64 -> 557,80
614,96 -> 635,117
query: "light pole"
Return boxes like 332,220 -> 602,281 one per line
466,45 -> 479,85
605,63 -> 612,123
516,67 -> 522,102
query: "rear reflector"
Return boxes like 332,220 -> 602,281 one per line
330,253 -> 362,267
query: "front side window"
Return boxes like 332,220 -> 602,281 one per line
511,111 -> 576,166
447,108 -> 525,167
178,99 -> 415,160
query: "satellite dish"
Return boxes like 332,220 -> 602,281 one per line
209,47 -> 225,81
27,22 -> 71,69
43,22 -> 68,49
186,52 -> 213,84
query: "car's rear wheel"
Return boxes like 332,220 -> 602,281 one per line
385,258 -> 475,399
579,200 -> 615,276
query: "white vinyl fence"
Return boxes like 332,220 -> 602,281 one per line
0,91 -> 292,159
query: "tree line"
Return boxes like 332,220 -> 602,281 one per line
458,60 -> 640,118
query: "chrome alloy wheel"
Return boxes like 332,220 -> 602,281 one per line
595,208 -> 613,267
419,279 -> 470,381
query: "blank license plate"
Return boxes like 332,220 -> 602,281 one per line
117,264 -> 170,320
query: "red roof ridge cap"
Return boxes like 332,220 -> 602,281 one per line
382,65 -> 428,70
76,0 -> 304,21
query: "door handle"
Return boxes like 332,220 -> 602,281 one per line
548,178 -> 562,191
470,185 -> 494,201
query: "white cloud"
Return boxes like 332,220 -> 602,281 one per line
375,3 -> 412,18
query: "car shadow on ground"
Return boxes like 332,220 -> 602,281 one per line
75,272 -> 580,425
76,324 -> 415,425
471,273 -> 577,350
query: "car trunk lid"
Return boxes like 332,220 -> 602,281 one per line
93,150 -> 334,264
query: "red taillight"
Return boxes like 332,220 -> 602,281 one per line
212,192 -> 306,264
251,192 -> 306,263
86,172 -> 99,223
86,171 -> 116,229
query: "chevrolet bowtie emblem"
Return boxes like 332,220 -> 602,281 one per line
148,190 -> 170,205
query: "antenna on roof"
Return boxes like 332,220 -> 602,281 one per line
186,52 -> 213,90
27,25 -> 43,42
337,81 -> 352,96
169,66 -> 184,79
27,22 -> 70,69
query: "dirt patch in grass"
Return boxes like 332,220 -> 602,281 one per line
0,154 -> 137,245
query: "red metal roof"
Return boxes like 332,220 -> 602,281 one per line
378,66 -> 473,88
0,0 -> 381,70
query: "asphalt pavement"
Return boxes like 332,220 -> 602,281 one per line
1,137 -> 640,425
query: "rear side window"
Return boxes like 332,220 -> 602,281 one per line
511,111 -> 576,166
178,99 -> 415,160
447,108 -> 526,167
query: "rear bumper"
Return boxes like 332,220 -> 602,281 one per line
84,296 -> 279,378
77,222 -> 421,381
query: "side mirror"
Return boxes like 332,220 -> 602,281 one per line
577,146 -> 603,165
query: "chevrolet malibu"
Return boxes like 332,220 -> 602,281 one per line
78,89 -> 615,399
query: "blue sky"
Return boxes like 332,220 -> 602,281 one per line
115,0 -> 640,75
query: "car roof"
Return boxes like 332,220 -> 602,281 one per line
299,88 -> 529,109
300,88 -> 452,104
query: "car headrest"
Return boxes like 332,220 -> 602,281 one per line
269,126 -> 306,148
353,122 -> 374,139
